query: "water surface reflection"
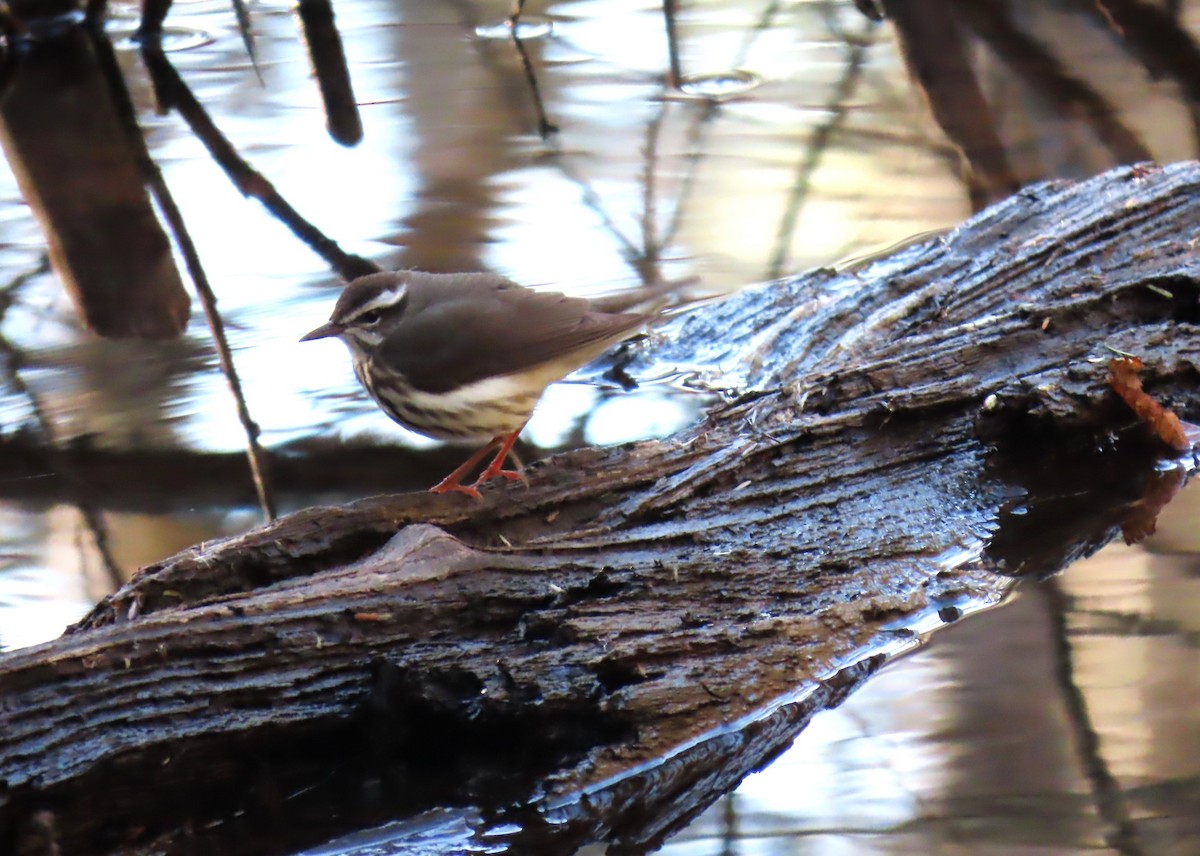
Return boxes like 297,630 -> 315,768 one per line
647,521 -> 1200,855
0,0 -> 1198,852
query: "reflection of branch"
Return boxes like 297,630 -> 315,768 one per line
467,0 -> 790,286
227,0 -> 262,84
554,154 -> 644,265
718,792 -> 737,856
637,101 -> 668,281
138,46 -> 378,283
884,0 -> 1019,210
1091,0 -> 1200,154
1068,607 -> 1200,648
1091,0 -> 1200,105
732,0 -> 785,69
767,17 -> 873,278
93,35 -> 278,522
1043,582 -> 1146,856
656,1 -> 790,270
479,0 -> 558,139
138,0 -> 171,37
510,31 -> 558,140
659,100 -> 715,260
0,258 -> 124,592
953,0 -> 1152,165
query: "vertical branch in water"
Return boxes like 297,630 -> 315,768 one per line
508,0 -> 526,26
1042,580 -> 1145,856
296,0 -> 363,146
92,34 -> 277,521
662,0 -> 683,87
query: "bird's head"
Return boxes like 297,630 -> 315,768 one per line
301,272 -> 410,353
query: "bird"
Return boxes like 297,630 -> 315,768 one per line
301,270 -> 664,499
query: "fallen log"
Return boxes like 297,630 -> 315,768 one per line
2,162 -> 1199,855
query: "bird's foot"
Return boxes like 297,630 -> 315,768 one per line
429,478 -> 484,500
472,428 -> 527,487
476,467 -> 524,485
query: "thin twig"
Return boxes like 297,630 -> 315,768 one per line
718,792 -> 737,856
510,28 -> 558,139
145,173 -> 278,522
94,33 -> 277,521
138,46 -> 378,282
228,0 -> 264,85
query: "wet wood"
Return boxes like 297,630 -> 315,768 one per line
3,163 -> 1200,855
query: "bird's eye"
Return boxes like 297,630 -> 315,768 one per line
358,310 -> 382,325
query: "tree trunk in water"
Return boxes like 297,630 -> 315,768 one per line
3,163 -> 1199,855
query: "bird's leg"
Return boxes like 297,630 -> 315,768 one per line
472,426 -> 526,487
506,447 -> 528,484
430,438 -> 502,499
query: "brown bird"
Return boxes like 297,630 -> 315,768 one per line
301,270 -> 660,498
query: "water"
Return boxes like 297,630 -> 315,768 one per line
1,0 -> 1199,852
645,531 -> 1200,855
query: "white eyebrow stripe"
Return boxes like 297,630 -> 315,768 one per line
347,286 -> 408,320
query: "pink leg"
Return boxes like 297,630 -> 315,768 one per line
430,437 -> 502,499
471,425 -> 527,488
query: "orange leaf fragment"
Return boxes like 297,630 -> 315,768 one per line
352,612 -> 392,622
1107,357 -> 1190,451
1120,467 -> 1186,545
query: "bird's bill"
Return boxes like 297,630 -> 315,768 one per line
300,322 -> 342,342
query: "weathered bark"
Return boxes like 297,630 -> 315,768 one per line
3,163 -> 1200,855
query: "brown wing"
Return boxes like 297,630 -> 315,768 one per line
378,272 -> 647,394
